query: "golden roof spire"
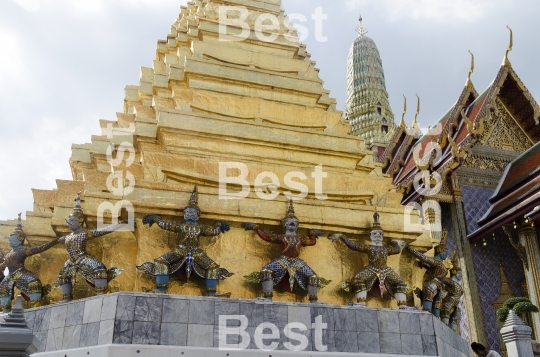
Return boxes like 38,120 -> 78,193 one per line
466,50 -> 475,87
399,95 -> 407,129
411,94 -> 420,130
503,25 -> 513,68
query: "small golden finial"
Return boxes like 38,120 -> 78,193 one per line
400,95 -> 407,128
466,50 -> 475,86
503,25 -> 513,67
411,94 -> 420,130
356,14 -> 367,37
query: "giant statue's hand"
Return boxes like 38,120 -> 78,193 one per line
142,215 -> 160,227
241,222 -> 257,231
310,230 -> 324,238
328,233 -> 343,242
392,240 -> 406,248
218,221 -> 230,233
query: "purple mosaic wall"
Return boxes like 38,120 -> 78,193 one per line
462,185 -> 525,353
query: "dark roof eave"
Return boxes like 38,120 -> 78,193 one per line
468,191 -> 540,241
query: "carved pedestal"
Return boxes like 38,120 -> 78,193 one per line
501,310 -> 534,357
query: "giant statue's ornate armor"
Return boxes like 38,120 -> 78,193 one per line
441,252 -> 464,331
405,231 -> 449,315
330,212 -> 408,308
137,186 -> 232,296
57,193 -> 124,301
0,214 -> 57,311
243,200 -> 328,302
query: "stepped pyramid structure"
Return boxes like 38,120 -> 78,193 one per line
346,17 -> 397,161
0,0 -> 425,305
0,2 -> 483,355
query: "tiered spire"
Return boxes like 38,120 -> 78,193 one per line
346,16 -> 397,159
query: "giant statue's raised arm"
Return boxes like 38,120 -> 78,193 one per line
329,212 -> 408,308
137,186 -> 232,296
56,193 -> 124,302
243,200 -> 328,303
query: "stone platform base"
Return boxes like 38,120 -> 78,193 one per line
34,344 -> 434,357
24,292 -> 471,357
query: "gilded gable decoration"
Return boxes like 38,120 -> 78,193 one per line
481,99 -> 534,153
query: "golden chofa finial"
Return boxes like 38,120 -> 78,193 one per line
503,25 -> 513,67
400,95 -> 407,128
466,50 -> 475,87
411,94 -> 420,130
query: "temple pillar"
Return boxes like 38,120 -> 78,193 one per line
449,175 -> 486,343
517,224 -> 540,340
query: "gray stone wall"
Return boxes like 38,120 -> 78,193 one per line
24,293 -> 471,356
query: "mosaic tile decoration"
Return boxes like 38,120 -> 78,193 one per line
462,185 -> 495,235
462,185 -> 525,353
441,204 -> 469,342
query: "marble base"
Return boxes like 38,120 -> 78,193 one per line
32,345 -> 432,357
24,292 -> 471,357
34,344 -> 430,357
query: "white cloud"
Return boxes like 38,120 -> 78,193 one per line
10,0 -> 185,16
0,115 -> 98,219
10,0 -> 41,12
0,29 -> 27,90
346,0 -> 502,22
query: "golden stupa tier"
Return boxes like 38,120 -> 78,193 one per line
0,0 -> 431,307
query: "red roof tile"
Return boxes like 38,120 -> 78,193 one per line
474,141 -> 540,229
498,141 -> 540,193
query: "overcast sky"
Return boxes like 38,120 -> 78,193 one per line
0,0 -> 539,220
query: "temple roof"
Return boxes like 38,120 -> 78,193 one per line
381,83 -> 477,187
382,61 -> 540,203
469,140 -> 540,240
